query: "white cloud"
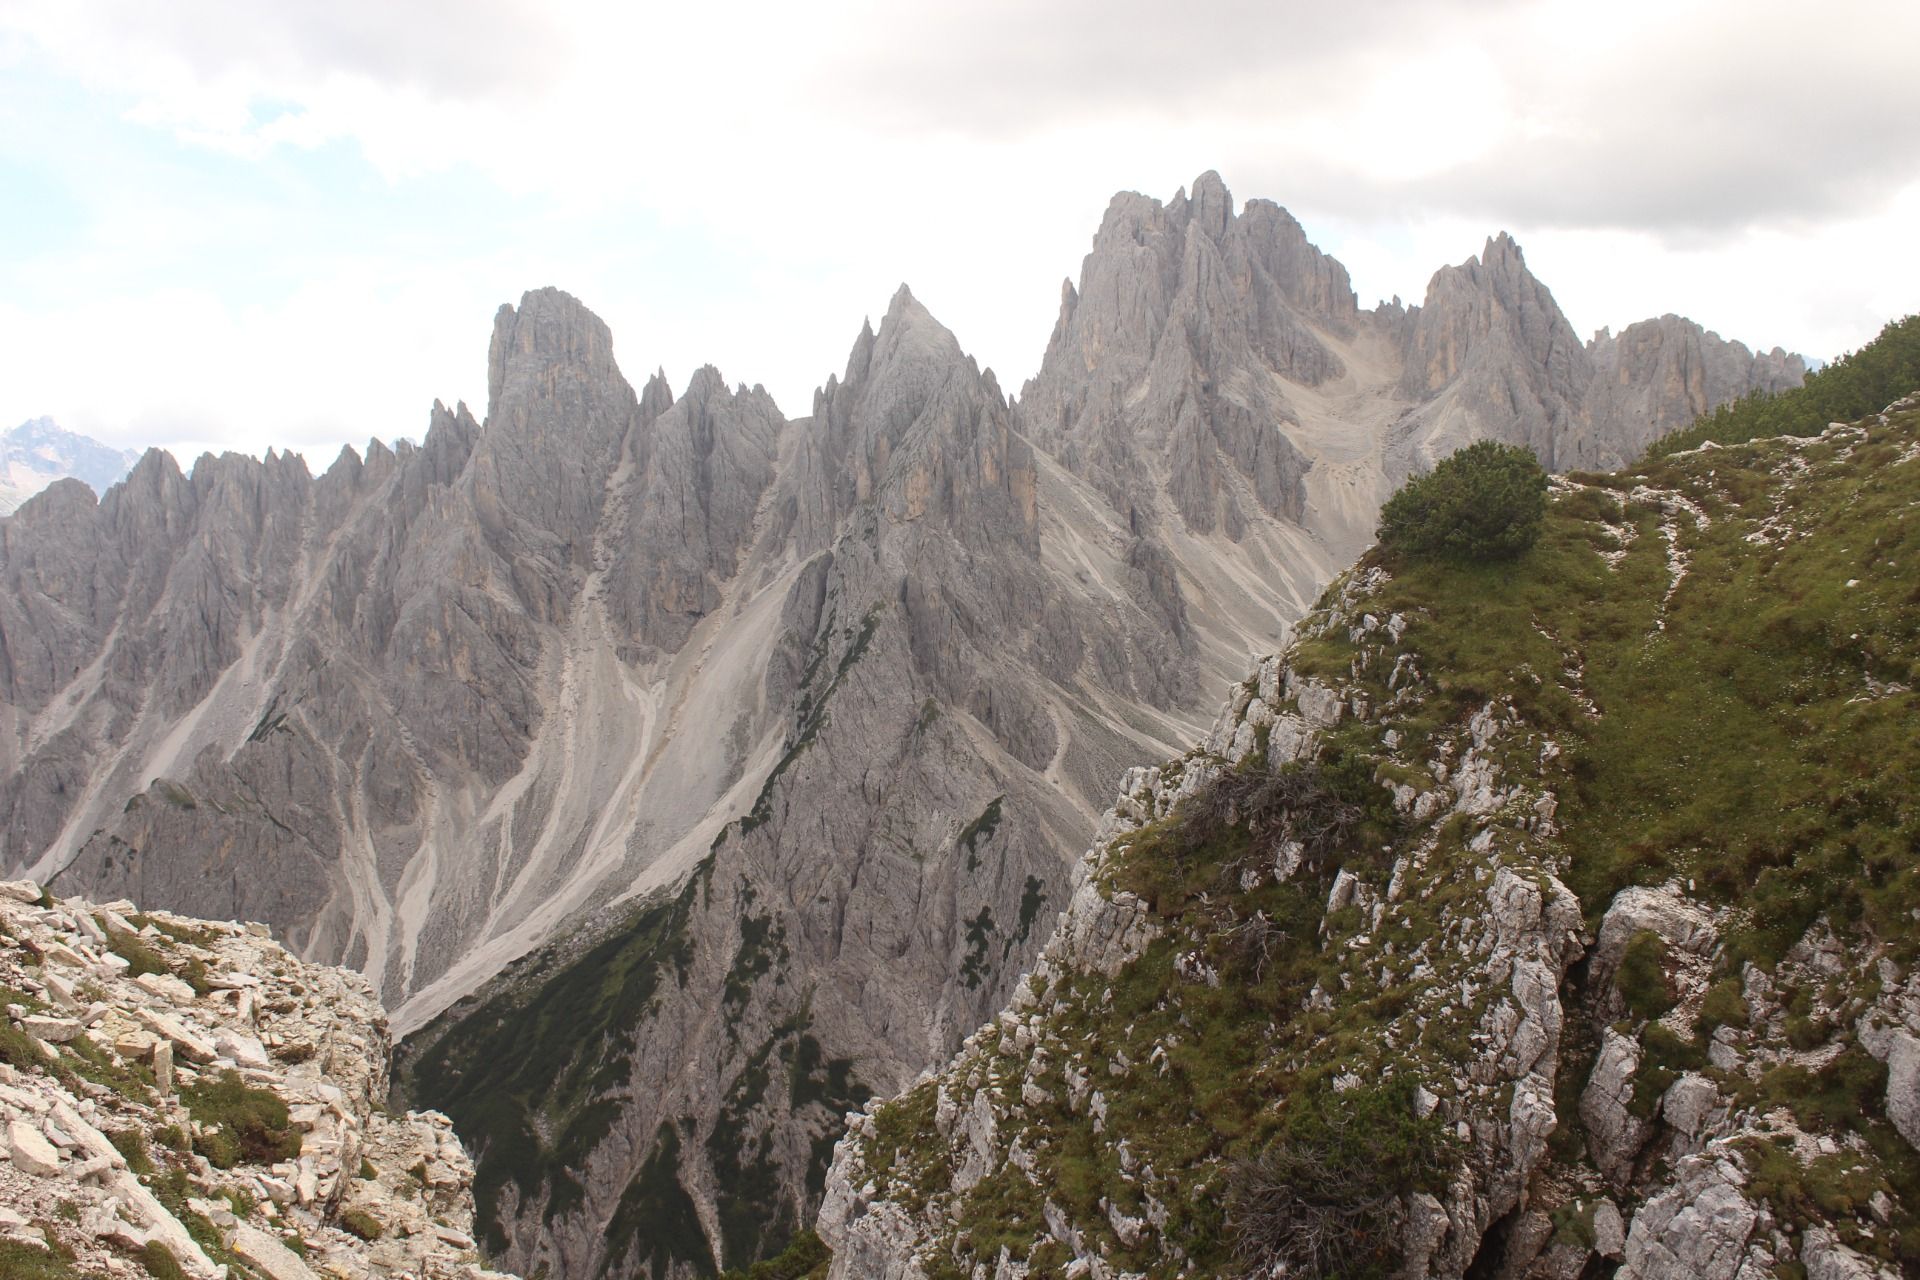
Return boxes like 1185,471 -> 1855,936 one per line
0,0 -> 1914,462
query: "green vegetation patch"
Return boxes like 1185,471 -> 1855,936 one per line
104,929 -> 168,979
1011,875 -> 1047,954
851,724 -> 1467,1276
959,906 -> 995,989
0,1019 -> 52,1071
147,1169 -> 246,1273
723,911 -> 788,1020
107,1129 -> 155,1177
719,1229 -> 830,1280
957,797 -> 1003,873
708,1029 -> 800,1269
339,1209 -> 384,1242
1617,930 -> 1676,1020
0,1238 -> 99,1280
181,1069 -> 301,1169
602,1123 -> 717,1280
61,1032 -> 156,1103
139,1242 -> 188,1280
1226,1076 -> 1455,1280
1378,440 -> 1548,563
1298,402 -> 1920,962
405,863 -> 706,1251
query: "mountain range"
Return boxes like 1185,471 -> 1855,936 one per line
0,172 -> 1806,1277
0,417 -> 140,516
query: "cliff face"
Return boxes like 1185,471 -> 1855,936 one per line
0,176 -> 1807,1278
821,394 -> 1920,1279
0,877 -> 519,1280
397,290 -> 1201,1280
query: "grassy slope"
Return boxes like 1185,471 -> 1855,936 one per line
844,394 -> 1920,1275
1349,406 -> 1920,961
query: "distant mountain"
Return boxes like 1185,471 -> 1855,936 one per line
0,416 -> 140,515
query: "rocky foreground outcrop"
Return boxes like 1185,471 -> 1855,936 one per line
820,398 -> 1920,1278
0,879 -> 518,1280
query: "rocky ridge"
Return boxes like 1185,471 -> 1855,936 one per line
1,175 -> 1807,1277
818,396 -> 1920,1278
0,877 -> 519,1280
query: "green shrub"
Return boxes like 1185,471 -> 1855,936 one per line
1616,930 -> 1675,1021
1785,1013 -> 1831,1051
104,929 -> 167,979
181,1069 -> 301,1168
1225,1076 -> 1453,1279
339,1208 -> 384,1241
107,1129 -> 154,1177
140,1242 -> 188,1280
1697,978 -> 1749,1035
1377,440 -> 1548,562
719,1228 -> 831,1280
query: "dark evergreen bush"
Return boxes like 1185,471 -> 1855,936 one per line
1377,440 -> 1548,562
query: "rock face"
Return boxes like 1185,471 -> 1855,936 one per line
820,586 -> 1593,1279
0,416 -> 140,515
0,877 -> 517,1280
1391,239 -> 1805,475
821,399 -> 1920,1279
0,177 -> 1803,1277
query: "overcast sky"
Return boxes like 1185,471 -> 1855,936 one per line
2,0 -> 1915,469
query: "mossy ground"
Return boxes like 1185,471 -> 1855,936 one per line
1298,405 -> 1920,961
180,1068 -> 302,1169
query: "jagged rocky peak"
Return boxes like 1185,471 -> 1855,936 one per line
1021,171 -> 1334,537
1584,315 -> 1810,460
1401,232 -> 1585,400
1029,171 -> 1358,433
472,287 -> 644,593
7,475 -> 100,525
486,286 -> 622,411
1389,233 -> 1813,474
0,877 -> 521,1280
802,284 -> 1037,556
606,362 -> 785,659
